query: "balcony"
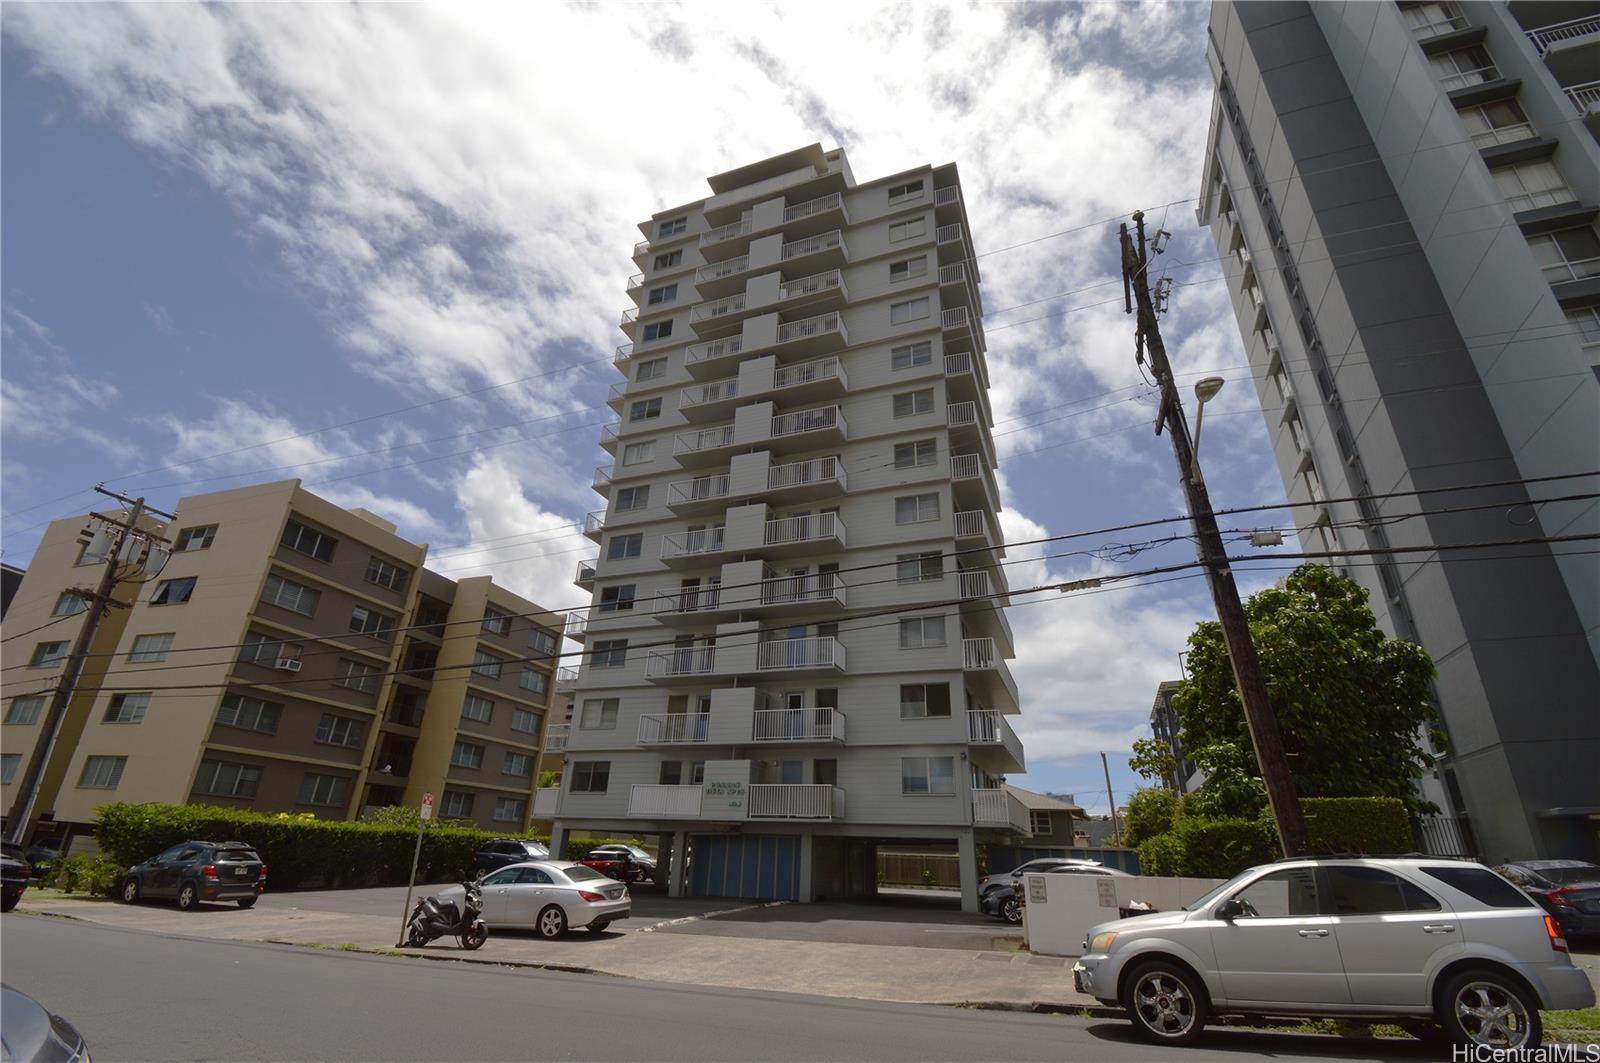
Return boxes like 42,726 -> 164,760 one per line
645,645 -> 718,680
533,787 -> 559,818
599,422 -> 620,454
683,335 -> 746,378
699,217 -> 753,261
583,509 -> 606,542
660,526 -> 727,566
774,310 -> 849,358
778,229 -> 847,272
942,305 -> 980,357
632,239 -> 650,259
767,455 -> 847,500
672,424 -> 737,466
768,354 -> 848,403
972,787 -> 1029,834
948,400 -> 995,465
679,377 -> 741,422
756,636 -> 846,675
619,306 -> 638,329
748,783 -> 841,820
951,452 -> 1000,513
592,464 -> 613,492
689,292 -> 749,337
694,254 -> 751,299
545,723 -> 570,752
553,667 -> 578,693
968,710 -> 1026,772
781,192 -> 847,238
756,572 -> 846,613
763,511 -> 846,556
638,713 -> 712,745
605,381 -> 626,412
780,269 -> 847,314
963,637 -> 1019,713
752,706 -> 846,744
1566,80 -> 1600,120
575,559 -> 597,589
613,343 -> 634,369
1526,14 -> 1600,82
954,509 -> 998,550
564,610 -> 588,641
933,185 -> 963,225
652,584 -> 723,621
769,404 -> 847,450
666,472 -> 732,513
944,349 -> 990,404
628,783 -> 704,818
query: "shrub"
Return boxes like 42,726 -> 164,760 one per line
1122,788 -> 1180,849
1301,796 -> 1411,855
54,853 -> 122,898
1135,816 -> 1277,879
1135,831 -> 1187,878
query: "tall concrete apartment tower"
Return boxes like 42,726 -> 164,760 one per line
548,145 -> 1027,909
1198,2 -> 1600,861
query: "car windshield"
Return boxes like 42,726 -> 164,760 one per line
627,847 -> 651,860
1538,865 -> 1600,886
1,842 -> 25,861
562,865 -> 605,883
216,848 -> 260,862
520,842 -> 549,856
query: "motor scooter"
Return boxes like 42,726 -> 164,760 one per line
406,879 -> 487,949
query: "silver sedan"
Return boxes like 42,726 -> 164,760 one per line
445,860 -> 630,939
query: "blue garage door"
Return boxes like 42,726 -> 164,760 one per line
689,834 -> 801,901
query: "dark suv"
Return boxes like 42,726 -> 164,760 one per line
472,838 -> 551,877
120,840 -> 266,911
2,842 -> 31,912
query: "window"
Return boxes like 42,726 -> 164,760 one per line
598,584 -> 637,613
462,694 -> 494,723
1321,866 -> 1440,914
635,357 -> 667,382
503,752 -> 533,778
641,321 -> 673,343
79,755 -> 127,789
364,557 -> 409,591
493,796 -> 526,822
1528,227 -> 1600,284
1492,158 -> 1576,213
442,790 -> 476,818
349,607 -> 396,640
519,669 -> 548,696
238,633 -> 286,667
615,486 -> 650,511
511,707 -> 541,734
259,574 -> 319,617
900,683 -> 952,718
1418,866 -> 1536,908
622,440 -> 656,465
647,283 -> 678,305
888,180 -> 925,204
898,616 -> 947,649
629,397 -> 663,422
1456,99 -> 1534,148
298,773 -> 350,807
280,518 -> 337,562
893,439 -> 938,468
29,642 -> 69,668
889,218 -> 926,243
150,577 -> 197,605
1,755 -> 20,784
897,551 -> 944,583
652,249 -> 682,270
104,693 -> 151,724
1232,868 -> 1320,917
892,389 -> 935,417
450,741 -> 485,770
890,298 -> 930,325
1567,306 -> 1600,347
52,592 -> 88,617
128,633 -> 175,663
194,760 -> 261,798
891,340 -> 933,370
314,713 -> 364,748
471,650 -> 504,680
607,533 -> 643,560
216,694 -> 281,734
175,524 -> 217,551
1428,45 -> 1497,91
481,608 -> 512,637
889,256 -> 928,283
1031,811 -> 1052,835
570,760 -> 611,793
591,639 -> 627,668
895,493 -> 941,525
580,697 -> 620,730
528,629 -> 557,655
901,755 -> 955,795
5,696 -> 46,725
657,216 -> 687,238
334,659 -> 378,693
1403,1 -> 1467,39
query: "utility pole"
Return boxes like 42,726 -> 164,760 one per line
1100,752 -> 1122,846
1119,212 -> 1309,856
5,486 -> 175,844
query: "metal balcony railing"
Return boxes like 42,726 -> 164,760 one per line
681,378 -> 739,408
645,646 -> 717,678
564,611 -> 588,638
942,306 -> 972,331
768,455 -> 844,491
1566,81 -> 1600,113
748,783 -> 840,819
660,527 -> 726,560
760,573 -> 846,609
613,343 -> 633,367
593,464 -> 613,490
781,230 -> 844,261
752,707 -> 845,743
1525,14 -> 1600,54
935,222 -> 964,245
628,784 -> 704,817
783,192 -> 843,223
756,636 -> 845,672
575,559 -> 597,584
770,405 -> 844,439
620,307 -> 638,327
780,269 -> 843,301
545,723 -> 570,751
951,453 -> 984,480
777,311 -> 845,345
606,380 -> 626,406
968,710 -> 1024,766
654,585 -> 722,616
553,667 -> 578,691
696,254 -> 749,285
673,425 -> 735,456
692,293 -> 747,323
633,239 -> 650,258
945,352 -> 974,377
972,787 -> 1009,825
953,510 -> 990,539
765,511 -> 845,547
938,263 -> 967,285
667,473 -> 731,506
638,713 -> 711,744
772,355 -> 846,390
1502,182 -> 1578,213
1407,12 -> 1468,39
934,186 -> 960,206
700,217 -> 752,248
626,271 -> 644,290
947,401 -> 979,429
584,510 -> 606,536
600,422 -> 620,449
684,336 -> 744,366
958,571 -> 992,600
963,637 -> 998,670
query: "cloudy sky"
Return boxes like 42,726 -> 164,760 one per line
0,2 -> 1296,811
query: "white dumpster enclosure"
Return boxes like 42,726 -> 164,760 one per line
1021,872 -> 1226,957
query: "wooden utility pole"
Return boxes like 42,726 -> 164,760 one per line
1119,212 -> 1309,856
1101,751 -> 1122,846
5,487 -> 174,844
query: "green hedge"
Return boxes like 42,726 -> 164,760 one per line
1136,796 -> 1416,879
1302,796 -> 1411,855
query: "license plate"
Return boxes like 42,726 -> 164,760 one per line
234,867 -> 250,876
606,888 -> 623,899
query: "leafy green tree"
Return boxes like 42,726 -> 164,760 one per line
1128,737 -> 1178,788
1173,564 -> 1440,816
1122,787 -> 1180,848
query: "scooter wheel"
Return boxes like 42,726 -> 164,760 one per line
461,923 -> 487,951
407,927 -> 428,948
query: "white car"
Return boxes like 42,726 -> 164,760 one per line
1072,857 -> 1594,1050
443,860 -> 630,938
979,858 -> 1125,898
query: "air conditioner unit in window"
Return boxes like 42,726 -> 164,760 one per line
275,658 -> 303,673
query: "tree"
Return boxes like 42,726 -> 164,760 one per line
1122,787 -> 1180,848
1128,737 -> 1178,788
1173,564 -> 1440,816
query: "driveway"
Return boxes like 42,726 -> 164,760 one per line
255,881 -> 736,925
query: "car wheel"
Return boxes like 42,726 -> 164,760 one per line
121,877 -> 141,904
1438,969 -> 1541,1051
1123,960 -> 1208,1045
536,904 -> 567,940
176,881 -> 200,912
237,897 -> 257,909
587,920 -> 611,934
1001,897 -> 1022,924
1,889 -> 20,913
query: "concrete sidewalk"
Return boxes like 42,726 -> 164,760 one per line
15,892 -> 1100,1012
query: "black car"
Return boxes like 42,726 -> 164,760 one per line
981,882 -> 1023,924
1498,860 -> 1600,939
1,843 -> 30,912
120,840 -> 266,911
472,838 -> 551,877
587,844 -> 657,883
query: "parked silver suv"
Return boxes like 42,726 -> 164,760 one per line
1072,857 -> 1593,1049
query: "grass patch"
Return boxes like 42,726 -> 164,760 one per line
20,886 -> 114,904
1546,1006 -> 1600,1044
337,943 -> 362,952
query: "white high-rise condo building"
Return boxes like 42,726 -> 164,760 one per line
1199,2 -> 1600,863
544,145 -> 1027,909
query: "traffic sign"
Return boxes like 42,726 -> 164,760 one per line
420,792 -> 434,820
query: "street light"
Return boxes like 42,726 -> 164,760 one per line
1189,376 -> 1226,484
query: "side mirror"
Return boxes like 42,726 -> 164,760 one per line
1216,898 -> 1244,922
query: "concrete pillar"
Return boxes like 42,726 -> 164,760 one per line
549,823 -> 568,861
957,829 -> 979,913
798,832 -> 815,902
667,830 -> 689,897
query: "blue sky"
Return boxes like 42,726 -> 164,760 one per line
1,2 -> 1294,813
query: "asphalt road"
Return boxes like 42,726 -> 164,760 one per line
4,914 -> 1436,1062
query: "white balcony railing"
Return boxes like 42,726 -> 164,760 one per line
768,455 -> 845,492
765,511 -> 845,547
972,787 -> 1009,825
777,311 -> 845,345
584,510 -> 606,536
951,452 -> 985,480
773,355 -> 846,390
1525,14 -> 1600,54
701,217 -> 752,247
1540,255 -> 1600,284
1566,81 -> 1600,114
544,723 -> 570,751
945,352 -> 974,377
692,293 -> 747,323
654,585 -> 722,616
660,527 -> 726,560
1469,122 -> 1537,148
575,559 -> 597,584
638,713 -> 711,744
781,270 -> 843,301
681,378 -> 739,408
958,571 -> 992,600
969,710 -> 1025,767
667,473 -> 732,506
771,405 -> 844,439
752,707 -> 845,743
673,425 -> 735,456
696,254 -> 750,285
684,336 -> 744,366
757,636 -> 845,672
628,783 -> 704,817
953,510 -> 989,539
938,262 -> 967,285
760,573 -> 846,609
564,611 -> 588,638
963,637 -> 998,671
748,783 -> 839,819
942,306 -> 972,331
934,186 -> 960,207
645,646 -> 717,678
935,222 -> 964,245
783,192 -> 843,223
780,229 -> 844,261
947,401 -> 979,429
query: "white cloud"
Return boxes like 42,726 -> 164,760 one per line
0,305 -> 124,454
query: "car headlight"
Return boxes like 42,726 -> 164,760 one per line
1090,931 -> 1118,953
